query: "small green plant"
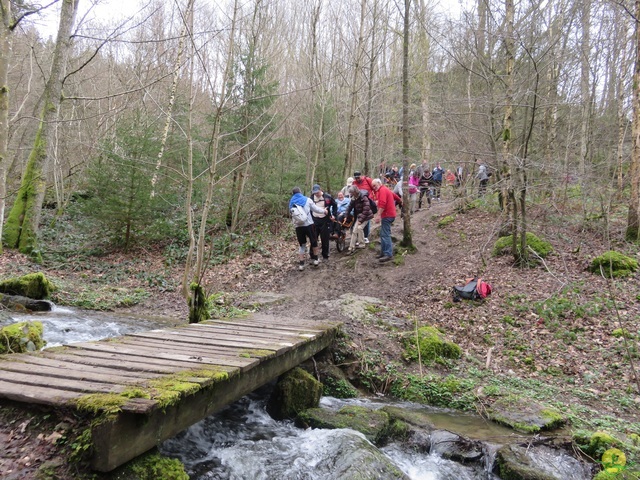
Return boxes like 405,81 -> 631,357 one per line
437,215 -> 456,228
612,328 -> 633,339
322,377 -> 358,398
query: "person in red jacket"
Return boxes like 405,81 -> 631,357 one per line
353,171 -> 374,243
372,178 -> 396,262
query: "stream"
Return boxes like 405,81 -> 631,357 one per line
2,307 -> 591,479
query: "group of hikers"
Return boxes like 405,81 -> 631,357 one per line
288,159 -> 490,271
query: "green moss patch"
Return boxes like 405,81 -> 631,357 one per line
113,451 -> 189,480
588,251 -> 638,278
403,326 -> 462,365
0,272 -> 54,299
75,368 -> 230,414
0,321 -> 46,353
493,232 -> 553,258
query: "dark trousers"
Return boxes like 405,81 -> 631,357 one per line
433,180 -> 442,199
314,217 -> 331,259
418,187 -> 431,208
479,179 -> 488,196
295,224 -> 319,260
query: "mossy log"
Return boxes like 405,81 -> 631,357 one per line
0,293 -> 53,312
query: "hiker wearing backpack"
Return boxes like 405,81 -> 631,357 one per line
289,187 -> 327,271
311,184 -> 338,263
345,186 -> 374,254
431,164 -> 444,200
476,158 -> 490,196
353,171 -> 374,244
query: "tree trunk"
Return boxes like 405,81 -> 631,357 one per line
400,0 -> 413,249
627,0 -> 640,242
579,0 -> 591,207
0,0 -> 11,255
342,0 -> 366,179
3,0 -> 79,258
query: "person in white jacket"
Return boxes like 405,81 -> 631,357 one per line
476,159 -> 489,196
289,187 -> 327,270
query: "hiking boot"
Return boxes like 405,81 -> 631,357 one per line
378,256 -> 393,263
376,252 -> 385,259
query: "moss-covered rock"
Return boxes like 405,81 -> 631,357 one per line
493,232 -> 553,258
109,450 -> 189,480
588,251 -> 638,278
403,326 -> 462,365
0,321 -> 46,353
267,367 -> 323,420
486,396 -> 567,434
574,430 -> 623,459
0,272 -> 54,299
297,405 -> 390,443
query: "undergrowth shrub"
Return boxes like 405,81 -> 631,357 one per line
588,251 -> 638,278
493,232 -> 553,258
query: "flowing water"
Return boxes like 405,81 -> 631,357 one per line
159,391 -> 502,480
2,308 -> 590,479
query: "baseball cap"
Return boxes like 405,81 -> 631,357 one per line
311,184 -> 321,193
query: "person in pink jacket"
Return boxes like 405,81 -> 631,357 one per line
408,170 -> 420,214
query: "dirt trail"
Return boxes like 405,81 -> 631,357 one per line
264,198 -> 478,323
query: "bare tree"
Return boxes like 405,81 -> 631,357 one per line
3,0 -> 80,258
400,0 -> 414,249
627,0 -> 640,242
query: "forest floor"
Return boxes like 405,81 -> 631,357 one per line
0,189 -> 639,478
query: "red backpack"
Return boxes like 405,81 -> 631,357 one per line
452,277 -> 492,301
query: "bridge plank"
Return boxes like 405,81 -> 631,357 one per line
203,318 -> 327,333
128,330 -> 292,353
66,342 -> 253,371
6,354 -> 162,380
0,380 -> 80,406
0,361 -> 157,385
0,368 -> 127,394
40,350 -> 186,374
115,338 -> 262,369
192,322 -> 319,339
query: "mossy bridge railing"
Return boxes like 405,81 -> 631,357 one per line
0,313 -> 341,471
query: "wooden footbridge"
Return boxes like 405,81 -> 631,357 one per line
0,314 -> 341,471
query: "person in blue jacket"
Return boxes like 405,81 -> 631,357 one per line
289,187 -> 326,271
